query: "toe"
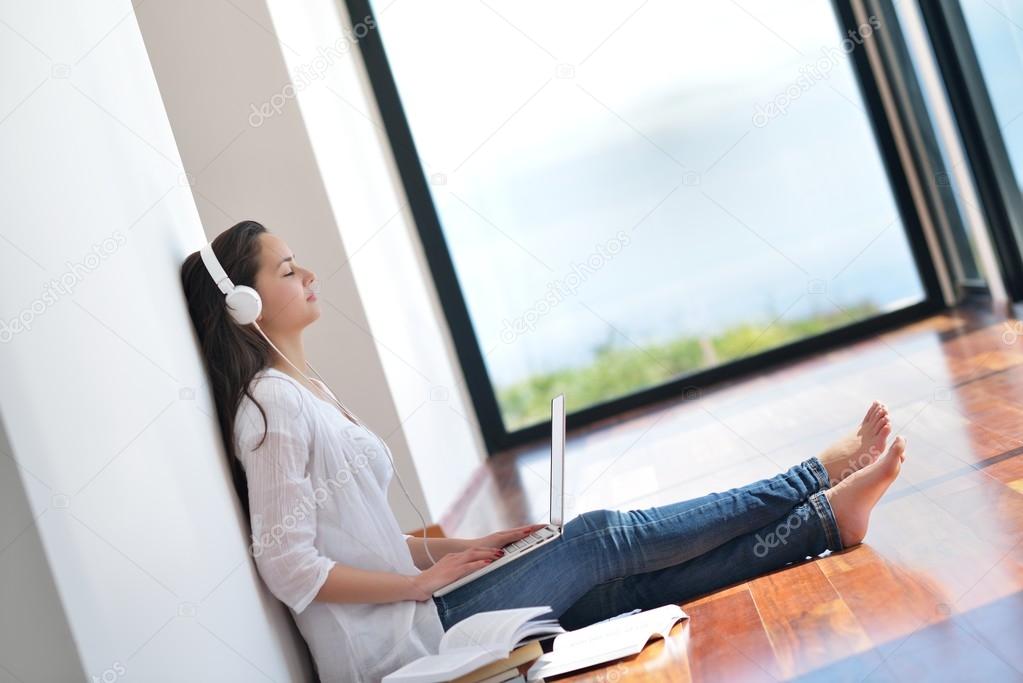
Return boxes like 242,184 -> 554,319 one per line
875,415 -> 890,436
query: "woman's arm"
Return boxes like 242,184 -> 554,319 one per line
315,545 -> 504,604
405,535 -> 470,571
313,562 -> 428,604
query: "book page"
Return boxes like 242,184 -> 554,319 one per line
552,604 -> 686,654
514,619 -> 565,644
382,646 -> 490,682
440,606 -> 555,653
526,606 -> 688,681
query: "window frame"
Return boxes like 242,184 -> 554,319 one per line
916,0 -> 1023,301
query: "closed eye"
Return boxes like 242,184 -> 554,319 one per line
285,270 -> 296,277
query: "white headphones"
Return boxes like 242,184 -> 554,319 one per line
200,242 -> 263,325
199,241 -> 437,566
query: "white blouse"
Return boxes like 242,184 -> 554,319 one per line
233,367 -> 445,682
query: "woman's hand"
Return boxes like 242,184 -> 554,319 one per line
471,523 -> 549,550
407,524 -> 547,600
410,546 -> 506,600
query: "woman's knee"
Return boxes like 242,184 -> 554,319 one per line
566,508 -> 625,538
562,508 -> 632,583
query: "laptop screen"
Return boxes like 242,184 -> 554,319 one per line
550,394 -> 565,527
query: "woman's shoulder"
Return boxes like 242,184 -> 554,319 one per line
235,368 -> 313,434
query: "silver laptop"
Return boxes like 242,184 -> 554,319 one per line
433,394 -> 566,598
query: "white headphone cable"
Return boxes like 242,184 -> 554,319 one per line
250,321 -> 438,568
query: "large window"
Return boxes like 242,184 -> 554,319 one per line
356,0 -> 937,445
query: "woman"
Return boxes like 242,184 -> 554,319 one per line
181,221 -> 906,682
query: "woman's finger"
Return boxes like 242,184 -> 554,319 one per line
470,546 -> 500,555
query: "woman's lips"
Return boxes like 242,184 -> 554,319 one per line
307,293 -> 317,302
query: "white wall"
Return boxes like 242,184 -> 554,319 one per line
0,418 -> 85,681
134,0 -> 486,529
0,2 -> 317,680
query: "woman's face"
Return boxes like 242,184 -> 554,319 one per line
252,232 -> 320,334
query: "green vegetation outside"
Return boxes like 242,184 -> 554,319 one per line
496,301 -> 880,431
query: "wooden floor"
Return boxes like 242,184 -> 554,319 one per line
442,305 -> 1023,682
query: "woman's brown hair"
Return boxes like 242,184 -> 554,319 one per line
180,220 -> 273,519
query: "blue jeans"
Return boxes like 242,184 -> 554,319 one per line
431,457 -> 843,631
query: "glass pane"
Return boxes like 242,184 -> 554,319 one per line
960,0 -> 1023,196
371,0 -> 927,431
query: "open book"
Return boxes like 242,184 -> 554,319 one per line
525,604 -> 689,680
383,606 -> 565,683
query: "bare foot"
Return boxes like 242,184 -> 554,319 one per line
818,401 -> 892,486
825,436 -> 906,547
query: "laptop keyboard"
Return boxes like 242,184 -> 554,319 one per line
501,525 -> 558,554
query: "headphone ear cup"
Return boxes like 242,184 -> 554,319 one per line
225,285 -> 262,325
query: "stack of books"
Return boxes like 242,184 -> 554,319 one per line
448,640 -> 540,683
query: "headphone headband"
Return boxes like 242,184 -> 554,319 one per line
199,242 -> 235,296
